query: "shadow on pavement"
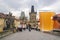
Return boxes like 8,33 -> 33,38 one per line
42,31 -> 60,37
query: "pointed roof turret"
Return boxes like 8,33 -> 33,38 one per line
31,5 -> 35,13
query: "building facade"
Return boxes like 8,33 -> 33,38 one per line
29,5 -> 37,28
0,13 -> 5,32
20,11 -> 27,24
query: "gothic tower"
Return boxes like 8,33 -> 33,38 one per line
29,5 -> 37,27
20,11 -> 27,24
31,5 -> 34,13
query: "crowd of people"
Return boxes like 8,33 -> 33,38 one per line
17,23 -> 31,32
17,23 -> 40,32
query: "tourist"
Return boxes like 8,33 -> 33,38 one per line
23,23 -> 26,30
17,23 -> 23,32
27,23 -> 31,31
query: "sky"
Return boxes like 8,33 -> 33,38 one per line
0,0 -> 60,19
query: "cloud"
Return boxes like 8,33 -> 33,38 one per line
39,0 -> 60,13
34,0 -> 39,2
4,0 -> 31,9
0,0 -> 16,14
11,8 -> 30,19
11,11 -> 21,19
2,0 -> 59,11
0,0 -> 60,19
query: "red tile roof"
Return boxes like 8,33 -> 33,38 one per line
0,12 -> 20,21
0,13 -> 6,18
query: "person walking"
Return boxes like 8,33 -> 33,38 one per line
17,23 -> 23,32
27,23 -> 31,31
23,23 -> 26,31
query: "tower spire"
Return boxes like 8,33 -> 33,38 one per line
31,5 -> 34,13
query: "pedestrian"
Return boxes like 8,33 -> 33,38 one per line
35,24 -> 38,31
17,23 -> 23,32
23,23 -> 26,31
27,23 -> 31,32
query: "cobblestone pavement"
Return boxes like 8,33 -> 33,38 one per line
0,30 -> 60,40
